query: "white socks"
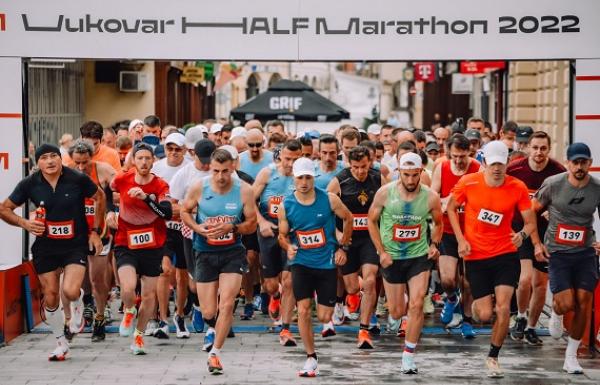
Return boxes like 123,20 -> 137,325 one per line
209,346 -> 221,356
566,337 -> 580,357
45,307 -> 64,339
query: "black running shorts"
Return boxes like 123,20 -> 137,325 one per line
290,264 -> 337,307
465,252 -> 520,300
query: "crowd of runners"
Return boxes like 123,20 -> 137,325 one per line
0,116 -> 598,378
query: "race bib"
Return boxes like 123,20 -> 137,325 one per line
267,196 -> 283,219
477,209 -> 503,226
392,224 -> 421,242
207,232 -> 235,246
166,221 -> 182,231
84,202 -> 96,217
352,214 -> 368,231
555,224 -> 586,246
127,228 -> 156,249
47,220 -> 75,239
296,228 -> 326,249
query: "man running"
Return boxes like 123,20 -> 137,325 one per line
447,140 -> 537,378
0,144 -> 105,360
180,149 -> 257,374
253,139 -> 302,346
239,129 -> 272,179
314,134 -> 345,190
368,152 -> 443,374
328,146 -> 387,348
506,131 -> 565,345
431,134 -> 481,338
111,143 -> 173,355
278,157 -> 353,377
69,140 -> 116,342
532,142 -> 600,374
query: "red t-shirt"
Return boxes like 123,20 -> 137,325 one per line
111,170 -> 169,249
451,172 -> 531,261
440,159 -> 480,234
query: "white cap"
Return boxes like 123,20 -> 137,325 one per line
398,152 -> 423,170
292,157 -> 316,177
368,123 -> 381,135
128,119 -> 143,132
210,123 -> 223,134
184,126 -> 205,149
219,145 -> 239,160
295,130 -> 306,139
164,133 -> 186,147
358,128 -> 367,135
483,140 -> 509,165
231,126 -> 247,138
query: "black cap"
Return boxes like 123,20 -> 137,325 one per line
154,144 -> 166,159
194,139 -> 216,164
516,126 -> 534,143
132,142 -> 154,157
566,142 -> 592,161
35,143 -> 61,163
425,141 -> 440,153
464,129 -> 481,141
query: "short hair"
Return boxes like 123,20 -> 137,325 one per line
299,136 -> 313,146
268,132 -> 286,146
528,131 -> 551,146
348,146 -> 371,162
318,134 -> 339,150
467,117 -> 484,126
397,140 -> 417,157
341,129 -> 360,144
380,124 -> 394,133
375,141 -> 384,151
338,124 -> 358,132
446,134 -> 471,152
68,139 -> 94,157
221,124 -> 233,133
419,150 -> 429,166
162,126 -> 179,137
116,136 -> 132,149
211,148 -> 233,163
80,121 -> 104,140
103,126 -> 116,136
144,115 -> 161,128
414,130 -> 427,143
391,127 -> 404,137
267,120 -> 284,130
112,120 -> 130,132
283,139 -> 301,152
502,120 -> 518,133
359,140 -> 376,152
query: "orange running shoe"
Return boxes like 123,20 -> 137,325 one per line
279,328 -> 297,346
207,354 -> 223,375
346,293 -> 361,314
357,329 -> 374,349
130,334 -> 145,355
268,295 -> 281,321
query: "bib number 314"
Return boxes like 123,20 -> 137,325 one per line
296,228 -> 326,249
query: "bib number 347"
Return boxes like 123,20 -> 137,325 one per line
477,209 -> 503,226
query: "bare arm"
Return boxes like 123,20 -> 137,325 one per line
277,203 -> 293,255
428,191 -> 443,244
237,182 -> 258,235
329,193 -> 353,245
420,170 -> 432,187
0,199 -> 45,236
180,180 -> 204,235
326,177 -> 341,196
446,195 -> 464,242
431,163 -> 442,193
368,185 -> 392,267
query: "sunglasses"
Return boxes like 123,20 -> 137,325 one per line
247,142 -> 263,148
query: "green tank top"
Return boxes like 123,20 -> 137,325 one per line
380,183 -> 430,260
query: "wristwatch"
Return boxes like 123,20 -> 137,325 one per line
340,244 -> 351,252
91,227 -> 102,235
519,231 -> 528,240
432,241 -> 441,249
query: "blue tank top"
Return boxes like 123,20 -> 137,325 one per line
284,188 -> 337,269
239,150 -> 273,179
314,160 -> 345,190
259,164 -> 295,224
193,176 -> 243,252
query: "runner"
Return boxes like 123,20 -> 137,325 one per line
253,139 -> 302,346
314,134 -> 345,192
368,152 -> 442,374
328,146 -> 387,348
506,131 -> 565,345
532,142 -> 600,374
431,134 -> 481,338
447,140 -> 537,378
111,142 -> 173,355
278,157 -> 353,377
68,140 -> 116,342
64,121 -> 122,172
180,149 -> 257,374
239,129 -> 273,179
0,144 -> 105,360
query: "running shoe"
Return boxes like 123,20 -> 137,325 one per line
440,298 -> 458,324
401,353 -> 418,374
368,314 -> 381,335
423,294 -> 434,315
268,295 -> 281,321
549,311 -> 564,339
63,324 -> 75,343
344,305 -> 359,321
91,317 -> 106,342
332,303 -> 345,326
203,327 -> 216,352
486,357 -> 504,378
387,315 -> 401,333
321,321 -> 336,338
376,296 -> 387,317
153,320 -> 170,339
119,307 -> 137,337
145,319 -> 158,336
130,334 -> 146,355
48,338 -> 69,361
446,313 -> 463,329
83,303 -> 95,328
252,294 -> 262,311
104,307 -> 113,323
279,328 -> 297,347
510,317 -> 527,341
563,355 -> 584,374
397,317 -> 408,338
174,314 -> 190,339
461,322 -> 476,339
240,303 -> 254,320
70,289 -> 85,334
524,328 -> 543,346
191,306 -> 204,333
346,293 -> 361,314
298,357 -> 318,377
207,354 -> 223,375
357,329 -> 374,349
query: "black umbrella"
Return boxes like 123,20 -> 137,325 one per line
230,79 -> 350,122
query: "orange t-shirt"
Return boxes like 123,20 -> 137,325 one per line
64,144 -> 122,173
451,172 -> 531,261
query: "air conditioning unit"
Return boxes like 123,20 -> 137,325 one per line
119,71 -> 150,92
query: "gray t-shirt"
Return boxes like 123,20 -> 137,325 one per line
536,172 -> 600,254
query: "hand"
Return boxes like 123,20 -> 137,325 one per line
457,238 -> 471,259
511,232 -> 524,249
541,211 -> 549,221
194,223 -> 211,237
534,243 -> 550,262
259,220 -> 277,238
106,212 -> 118,230
440,197 -> 449,213
427,243 -> 440,261
128,187 -> 147,200
286,245 -> 298,261
379,251 -> 393,269
161,256 -> 174,276
592,242 -> 600,256
88,232 -> 103,256
23,218 -> 46,237
334,249 -> 347,266
205,223 -> 233,239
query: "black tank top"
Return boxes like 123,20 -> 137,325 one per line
336,167 -> 381,238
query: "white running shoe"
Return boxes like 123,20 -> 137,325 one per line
69,289 -> 85,334
48,338 -> 69,361
387,315 -> 401,333
563,355 -> 584,374
145,319 -> 158,336
401,353 -> 418,374
376,297 -> 387,317
321,321 -> 336,338
298,357 -> 318,377
332,303 -> 345,326
446,313 -> 463,329
174,314 -> 190,339
549,311 -> 564,339
486,357 -> 504,378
